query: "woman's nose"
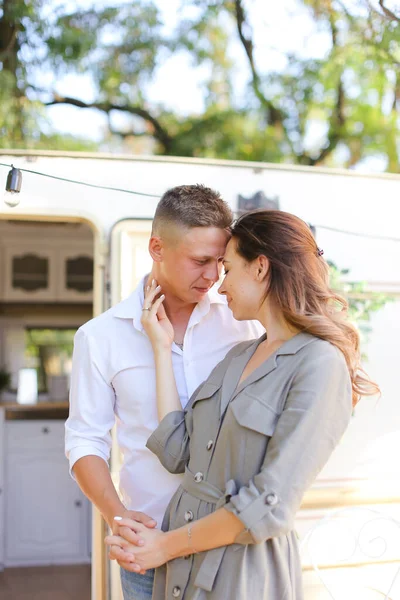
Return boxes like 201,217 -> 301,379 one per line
218,281 -> 226,295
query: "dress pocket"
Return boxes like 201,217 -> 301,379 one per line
192,381 -> 222,406
230,392 -> 279,436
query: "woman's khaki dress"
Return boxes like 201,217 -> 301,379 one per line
146,332 -> 352,600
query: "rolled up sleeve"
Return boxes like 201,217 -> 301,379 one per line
65,327 -> 116,478
146,378 -> 209,473
224,346 -> 353,544
146,410 -> 190,474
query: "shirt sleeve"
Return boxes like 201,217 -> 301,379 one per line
146,410 -> 190,474
224,345 -> 353,544
65,327 -> 116,478
145,379 -> 205,474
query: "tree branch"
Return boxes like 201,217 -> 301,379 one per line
44,94 -> 173,152
300,6 -> 345,166
0,25 -> 17,60
378,0 -> 400,22
233,0 -> 284,125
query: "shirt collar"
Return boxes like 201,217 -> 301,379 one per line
276,331 -> 316,355
112,277 -> 146,331
241,331 -> 316,359
113,277 -> 226,332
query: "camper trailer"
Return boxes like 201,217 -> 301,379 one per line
0,150 -> 399,600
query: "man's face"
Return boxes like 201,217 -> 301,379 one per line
157,226 -> 230,304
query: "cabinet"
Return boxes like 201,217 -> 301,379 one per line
3,247 -> 57,302
58,248 -> 94,302
4,420 -> 91,566
2,244 -> 93,303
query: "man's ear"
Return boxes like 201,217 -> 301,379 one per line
149,236 -> 163,263
256,255 -> 269,281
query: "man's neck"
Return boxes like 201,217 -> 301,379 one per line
143,273 -> 197,328
162,295 -> 196,327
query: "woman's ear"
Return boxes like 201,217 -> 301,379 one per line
149,236 -> 163,263
256,255 -> 269,281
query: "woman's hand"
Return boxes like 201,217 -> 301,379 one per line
105,518 -> 171,572
141,279 -> 174,351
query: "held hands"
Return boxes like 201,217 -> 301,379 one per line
141,279 -> 174,351
108,510 -> 158,574
105,517 -> 171,573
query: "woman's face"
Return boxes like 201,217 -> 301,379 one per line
218,238 -> 267,321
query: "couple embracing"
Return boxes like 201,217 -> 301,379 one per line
65,184 -> 378,600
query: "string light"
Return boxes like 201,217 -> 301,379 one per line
3,165 -> 22,207
0,161 -> 159,201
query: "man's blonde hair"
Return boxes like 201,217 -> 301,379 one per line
152,184 -> 233,238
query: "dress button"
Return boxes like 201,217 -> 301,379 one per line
194,472 -> 204,483
206,440 -> 213,451
184,510 -> 194,522
172,586 -> 181,597
265,492 -> 278,506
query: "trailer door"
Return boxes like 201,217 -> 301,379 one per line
107,218 -> 153,600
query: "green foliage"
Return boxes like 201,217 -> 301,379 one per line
0,366 -> 11,392
25,329 -> 76,392
1,0 -> 400,166
328,261 -> 391,347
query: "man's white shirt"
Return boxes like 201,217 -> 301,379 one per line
65,279 -> 263,528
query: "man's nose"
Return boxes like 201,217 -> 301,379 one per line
203,262 -> 220,282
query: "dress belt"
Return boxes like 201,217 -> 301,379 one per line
180,466 -> 240,593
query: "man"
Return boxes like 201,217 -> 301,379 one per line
65,184 -> 263,600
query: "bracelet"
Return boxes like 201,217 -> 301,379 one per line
187,524 -> 198,554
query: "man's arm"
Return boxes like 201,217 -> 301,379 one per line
65,328 -> 156,541
73,456 -> 156,533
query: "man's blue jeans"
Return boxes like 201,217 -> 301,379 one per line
120,567 -> 155,600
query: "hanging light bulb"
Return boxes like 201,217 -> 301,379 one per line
4,165 -> 22,207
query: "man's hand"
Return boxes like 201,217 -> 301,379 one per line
112,509 -> 157,535
109,510 -> 157,573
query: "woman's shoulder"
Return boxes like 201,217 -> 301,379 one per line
206,338 -> 259,382
296,334 -> 348,371
225,338 -> 260,362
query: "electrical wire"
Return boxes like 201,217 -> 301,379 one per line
0,161 -> 160,198
315,225 -> 400,243
1,160 -> 400,242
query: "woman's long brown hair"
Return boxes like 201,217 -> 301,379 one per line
231,209 -> 380,406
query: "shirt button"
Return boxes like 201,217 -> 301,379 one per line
265,492 -> 278,506
172,586 -> 181,597
194,472 -> 204,483
184,510 -> 194,522
206,440 -> 213,451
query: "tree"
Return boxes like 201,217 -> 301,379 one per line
1,0 -> 400,168
0,0 -> 96,150
328,260 -> 391,352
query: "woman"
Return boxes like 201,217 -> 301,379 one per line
106,210 -> 379,599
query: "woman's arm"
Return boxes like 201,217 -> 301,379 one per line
153,345 -> 181,420
166,507 -> 244,557
141,280 -> 180,420
106,508 -> 244,570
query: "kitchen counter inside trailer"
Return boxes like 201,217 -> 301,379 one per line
1,402 -> 69,420
0,404 -> 91,568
